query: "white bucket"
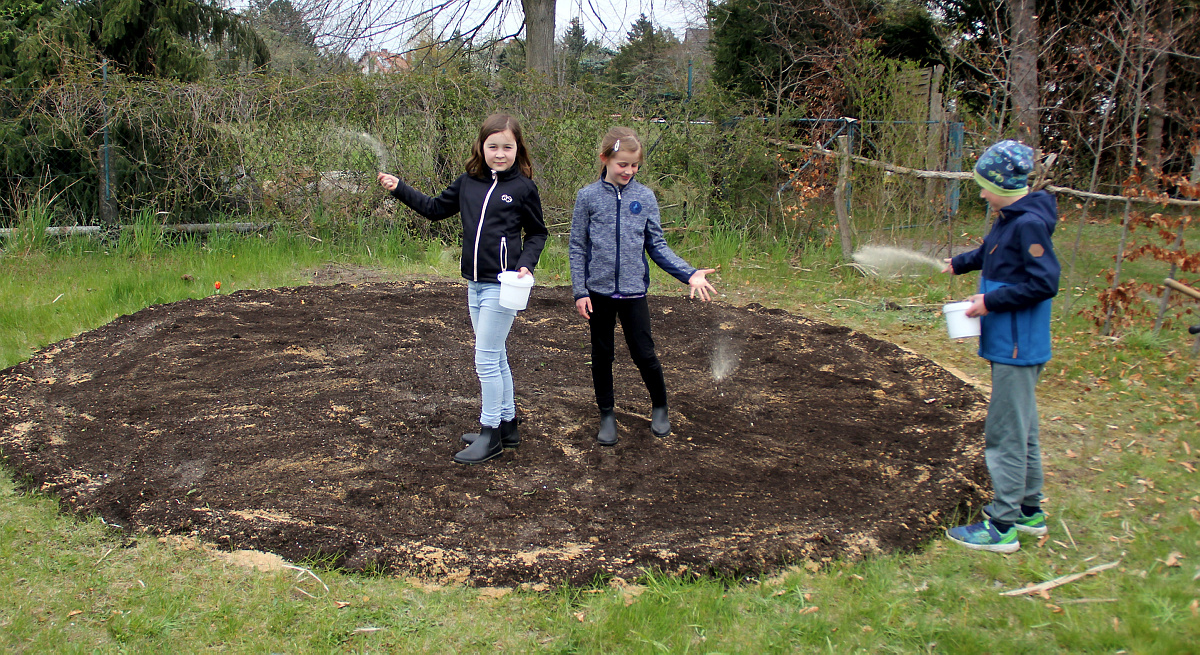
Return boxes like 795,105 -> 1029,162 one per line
497,271 -> 535,310
943,301 -> 981,339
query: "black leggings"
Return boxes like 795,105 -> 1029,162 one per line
588,293 -> 668,410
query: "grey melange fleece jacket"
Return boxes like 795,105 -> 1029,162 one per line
569,177 -> 696,300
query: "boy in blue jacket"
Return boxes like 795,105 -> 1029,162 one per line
943,140 -> 1060,553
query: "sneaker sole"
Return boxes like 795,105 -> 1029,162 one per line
946,532 -> 1020,553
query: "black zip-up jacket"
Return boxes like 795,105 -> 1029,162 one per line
389,167 -> 548,282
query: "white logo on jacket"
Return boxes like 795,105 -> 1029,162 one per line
500,194 -> 513,203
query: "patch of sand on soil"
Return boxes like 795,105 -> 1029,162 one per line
216,549 -> 291,571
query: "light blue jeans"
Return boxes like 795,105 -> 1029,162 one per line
468,281 -> 517,428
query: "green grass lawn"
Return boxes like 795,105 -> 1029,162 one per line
1,216 -> 1197,653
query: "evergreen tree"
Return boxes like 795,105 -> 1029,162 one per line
228,0 -> 339,76
562,16 -> 586,83
2,0 -> 267,84
607,14 -> 682,101
706,0 -> 945,110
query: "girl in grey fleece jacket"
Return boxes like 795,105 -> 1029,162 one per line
569,126 -> 717,446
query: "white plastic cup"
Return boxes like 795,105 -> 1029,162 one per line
943,301 -> 981,339
497,271 -> 535,310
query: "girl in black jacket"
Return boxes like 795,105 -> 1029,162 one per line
378,114 -> 547,464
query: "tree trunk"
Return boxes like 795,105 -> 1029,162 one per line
1009,0 -> 1040,146
522,0 -> 556,77
1143,2 -> 1173,187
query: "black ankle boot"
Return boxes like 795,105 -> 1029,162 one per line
461,417 -> 521,447
597,409 -> 618,446
453,425 -> 503,464
650,405 -> 670,437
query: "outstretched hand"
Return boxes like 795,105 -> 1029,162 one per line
377,172 -> 398,191
688,268 -> 718,301
941,258 -> 954,274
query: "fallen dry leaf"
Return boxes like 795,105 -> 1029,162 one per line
68,610 -> 83,617
1162,552 -> 1183,567
1065,449 -> 1079,458
1037,534 -> 1050,548
574,611 -> 586,623
1181,462 -> 1196,473
799,606 -> 819,615
335,601 -> 351,608
1190,599 -> 1198,616
805,561 -> 820,573
1046,604 -> 1063,613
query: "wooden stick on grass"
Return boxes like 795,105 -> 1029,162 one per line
1061,519 -> 1078,550
1001,560 -> 1121,596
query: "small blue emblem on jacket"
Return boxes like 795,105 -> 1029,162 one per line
629,201 -> 642,214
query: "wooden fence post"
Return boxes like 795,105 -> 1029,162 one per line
834,135 -> 853,261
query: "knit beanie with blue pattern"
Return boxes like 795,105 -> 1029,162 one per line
974,140 -> 1035,197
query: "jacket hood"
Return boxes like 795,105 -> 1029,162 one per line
1000,191 -> 1058,235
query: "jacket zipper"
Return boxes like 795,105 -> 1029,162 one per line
500,236 -> 508,271
1011,314 -> 1019,359
473,170 -> 499,281
613,185 -> 622,293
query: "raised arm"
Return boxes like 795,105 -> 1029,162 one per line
378,172 -> 461,221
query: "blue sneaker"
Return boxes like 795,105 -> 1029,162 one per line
984,507 -> 1048,536
1013,511 -> 1048,536
946,520 -> 1019,553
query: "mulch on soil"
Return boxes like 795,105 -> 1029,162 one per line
0,280 -> 988,585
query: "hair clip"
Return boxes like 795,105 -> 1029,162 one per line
613,139 -> 620,152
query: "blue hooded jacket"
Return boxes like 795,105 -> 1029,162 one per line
950,191 -> 1060,365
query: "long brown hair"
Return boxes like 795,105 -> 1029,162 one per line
465,114 -> 534,178
597,126 -> 644,176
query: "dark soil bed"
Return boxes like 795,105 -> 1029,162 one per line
0,280 -> 988,585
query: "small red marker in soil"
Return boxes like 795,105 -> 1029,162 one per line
215,281 -> 221,292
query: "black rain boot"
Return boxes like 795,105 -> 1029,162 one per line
650,405 -> 670,437
461,417 -> 521,447
596,409 -> 618,446
453,425 -> 503,464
